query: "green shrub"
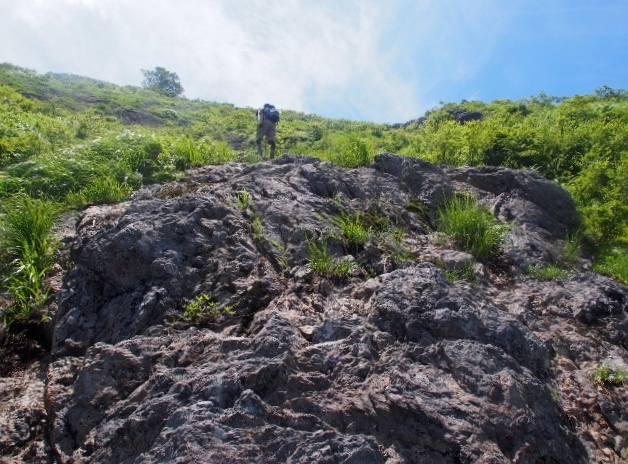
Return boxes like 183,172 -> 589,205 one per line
592,363 -> 628,389
0,194 -> 59,326
594,247 -> 628,285
437,194 -> 506,260
182,293 -> 235,325
325,135 -> 374,167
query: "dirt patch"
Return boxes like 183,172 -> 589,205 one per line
115,108 -> 164,126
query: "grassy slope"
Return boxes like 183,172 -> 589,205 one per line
0,63 -> 626,323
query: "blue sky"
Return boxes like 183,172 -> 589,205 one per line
1,0 -> 626,123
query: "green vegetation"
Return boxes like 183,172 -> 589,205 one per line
592,363 -> 628,389
437,194 -> 507,260
182,293 -> 235,325
527,263 -> 572,280
0,62 -> 627,329
563,231 -> 582,264
141,66 -> 184,97
334,211 -> 372,247
307,237 -> 356,278
269,237 -> 290,275
236,187 -> 251,210
444,264 -> 476,284
0,194 -> 59,327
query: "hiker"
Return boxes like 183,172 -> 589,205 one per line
256,103 -> 280,158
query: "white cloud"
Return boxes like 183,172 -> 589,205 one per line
0,0 -> 419,122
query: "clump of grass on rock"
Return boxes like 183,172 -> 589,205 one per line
437,193 -> 507,261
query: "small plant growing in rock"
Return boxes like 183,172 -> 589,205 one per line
334,211 -> 371,247
250,215 -> 263,239
182,293 -> 235,325
437,193 -> 506,261
236,187 -> 251,210
563,231 -> 582,264
444,264 -> 476,284
307,237 -> 356,278
527,263 -> 571,280
382,226 -> 413,264
592,363 -> 628,389
269,237 -> 290,276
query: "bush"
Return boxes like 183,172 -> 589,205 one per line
0,194 -> 59,326
437,194 -> 506,260
325,135 -> 374,168
594,247 -> 628,285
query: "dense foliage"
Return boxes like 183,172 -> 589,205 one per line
0,62 -> 626,327
141,66 -> 184,97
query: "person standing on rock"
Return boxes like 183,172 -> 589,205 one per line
256,103 -> 280,159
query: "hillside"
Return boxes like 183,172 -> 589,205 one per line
0,64 -> 627,463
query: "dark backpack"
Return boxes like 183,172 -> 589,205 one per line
263,105 -> 280,123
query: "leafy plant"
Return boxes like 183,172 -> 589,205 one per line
0,194 -> 59,327
437,194 -> 506,260
592,363 -> 628,389
182,293 -> 235,325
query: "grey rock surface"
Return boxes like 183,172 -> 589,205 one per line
2,154 -> 627,463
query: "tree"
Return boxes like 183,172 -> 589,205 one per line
141,67 -> 184,97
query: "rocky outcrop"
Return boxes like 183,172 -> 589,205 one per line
2,153 -> 627,463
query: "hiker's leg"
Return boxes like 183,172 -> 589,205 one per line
266,122 -> 277,159
255,124 -> 265,156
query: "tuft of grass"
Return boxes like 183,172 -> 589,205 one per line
444,264 -> 476,284
437,194 -> 506,260
527,263 -> 571,280
182,293 -> 235,325
269,237 -> 290,275
250,214 -> 263,239
236,187 -> 250,210
381,226 -> 413,264
325,135 -> 374,168
0,194 -> 59,326
83,176 -> 132,205
592,363 -> 628,389
563,231 -> 582,264
307,237 -> 356,278
334,211 -> 371,247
